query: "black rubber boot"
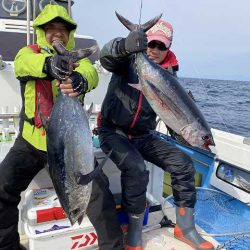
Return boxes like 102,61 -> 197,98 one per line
125,212 -> 144,250
174,207 -> 215,250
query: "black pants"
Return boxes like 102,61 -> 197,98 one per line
0,136 -> 123,250
99,127 -> 196,214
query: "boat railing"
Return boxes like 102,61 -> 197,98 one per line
0,111 -> 20,142
0,103 -> 101,143
243,137 -> 250,145
0,55 -> 6,70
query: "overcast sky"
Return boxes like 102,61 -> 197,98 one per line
72,0 -> 250,81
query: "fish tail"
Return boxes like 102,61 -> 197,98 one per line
53,42 -> 97,62
115,11 -> 162,32
85,102 -> 94,120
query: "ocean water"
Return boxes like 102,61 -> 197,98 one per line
179,78 -> 250,138
1,71 -> 249,138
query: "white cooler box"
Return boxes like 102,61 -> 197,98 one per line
21,188 -> 98,250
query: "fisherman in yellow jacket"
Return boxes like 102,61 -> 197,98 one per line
0,5 -> 123,250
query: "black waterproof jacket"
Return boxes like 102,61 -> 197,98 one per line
100,38 -> 179,136
100,38 -> 157,135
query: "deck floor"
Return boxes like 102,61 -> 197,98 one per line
143,211 -> 220,250
20,211 -> 221,250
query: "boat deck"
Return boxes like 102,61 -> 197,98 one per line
20,210 -> 221,250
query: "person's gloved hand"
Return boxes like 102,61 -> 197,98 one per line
69,71 -> 88,95
118,29 -> 148,55
44,54 -> 74,80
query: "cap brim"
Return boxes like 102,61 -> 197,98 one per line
148,35 -> 171,48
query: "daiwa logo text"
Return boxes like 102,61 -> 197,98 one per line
71,232 -> 97,249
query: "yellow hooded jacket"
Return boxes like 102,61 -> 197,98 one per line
14,4 -> 98,151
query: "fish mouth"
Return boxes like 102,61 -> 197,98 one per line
202,134 -> 215,150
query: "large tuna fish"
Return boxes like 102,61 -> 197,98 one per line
42,44 -> 105,225
115,12 -> 215,150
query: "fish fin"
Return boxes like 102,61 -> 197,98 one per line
77,215 -> 84,225
76,46 -> 98,60
167,65 -> 174,75
115,12 -> 162,32
69,208 -> 83,226
115,12 -> 138,31
187,90 -> 196,102
86,102 -> 94,120
140,14 -> 163,32
76,150 -> 112,185
128,83 -> 142,91
68,214 -> 75,226
53,42 -> 97,62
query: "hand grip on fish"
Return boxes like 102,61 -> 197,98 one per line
52,42 -> 98,93
123,29 -> 148,54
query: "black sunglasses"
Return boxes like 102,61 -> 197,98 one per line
148,41 -> 168,51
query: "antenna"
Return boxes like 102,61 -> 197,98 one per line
26,0 -> 31,45
139,0 -> 143,26
68,0 -> 72,17
32,0 -> 37,44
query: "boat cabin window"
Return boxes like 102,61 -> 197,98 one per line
0,33 -> 99,62
0,1 -> 99,62
0,31 -> 31,61
217,162 -> 250,193
0,0 -> 73,20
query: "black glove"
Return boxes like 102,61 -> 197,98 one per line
70,72 -> 88,95
118,29 -> 148,55
44,54 -> 73,80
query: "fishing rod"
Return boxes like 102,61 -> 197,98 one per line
138,0 -> 143,26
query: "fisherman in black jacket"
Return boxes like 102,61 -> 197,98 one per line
98,19 -> 214,250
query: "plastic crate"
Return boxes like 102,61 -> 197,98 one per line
21,188 -> 68,226
24,220 -> 98,250
22,188 -> 98,250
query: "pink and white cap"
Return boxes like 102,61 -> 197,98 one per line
147,19 -> 173,48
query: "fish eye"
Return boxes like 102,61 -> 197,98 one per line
71,208 -> 80,216
202,135 -> 209,140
